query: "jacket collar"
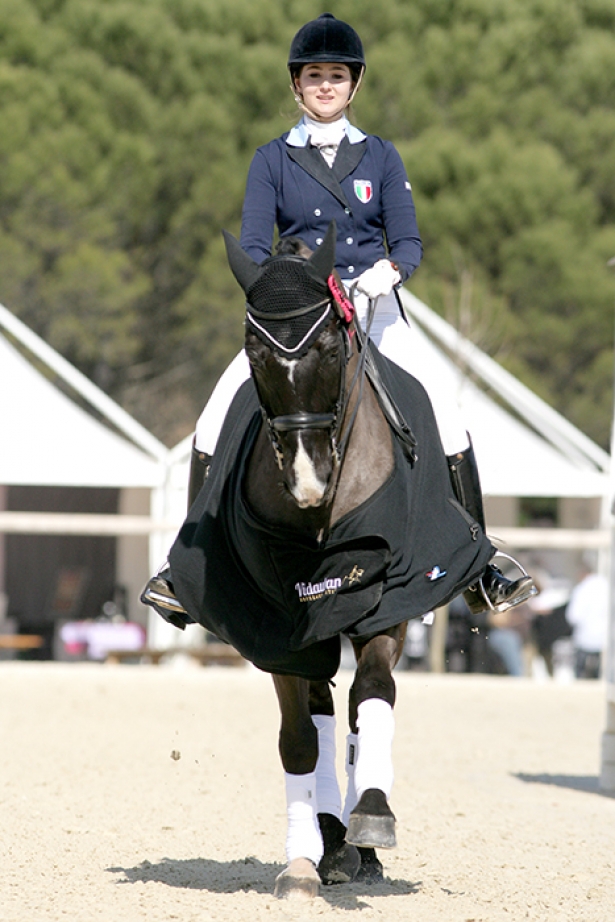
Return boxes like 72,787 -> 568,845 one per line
286,123 -> 368,209
286,117 -> 366,148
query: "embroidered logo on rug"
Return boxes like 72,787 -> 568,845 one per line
354,180 -> 373,203
425,565 -> 447,582
345,565 -> 365,586
295,565 -> 365,602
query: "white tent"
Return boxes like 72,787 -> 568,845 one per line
0,303 -> 175,633
0,303 -> 167,489
399,290 -> 610,499
0,333 -> 164,489
0,304 -> 210,648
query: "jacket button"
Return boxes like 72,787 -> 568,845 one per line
348,266 -> 355,273
344,207 -> 351,215
346,236 -> 353,244
316,237 -> 323,245
314,208 -> 321,216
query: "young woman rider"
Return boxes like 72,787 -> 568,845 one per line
142,13 -> 537,890
146,13 -> 534,618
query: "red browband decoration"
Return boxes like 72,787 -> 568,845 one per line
327,275 -> 355,325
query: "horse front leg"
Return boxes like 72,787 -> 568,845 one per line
271,674 -> 322,899
345,624 -> 407,853
308,681 -> 361,885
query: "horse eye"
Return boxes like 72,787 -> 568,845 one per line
246,336 -> 268,369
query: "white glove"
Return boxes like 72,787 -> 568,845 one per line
355,259 -> 401,299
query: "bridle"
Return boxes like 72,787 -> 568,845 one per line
247,286 -> 369,474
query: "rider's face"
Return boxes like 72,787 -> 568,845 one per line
294,62 -> 354,122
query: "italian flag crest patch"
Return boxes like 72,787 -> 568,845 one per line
353,180 -> 373,203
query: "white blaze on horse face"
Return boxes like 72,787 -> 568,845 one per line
275,355 -> 298,385
292,435 -> 328,507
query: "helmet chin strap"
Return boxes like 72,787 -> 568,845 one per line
290,67 -> 365,122
347,68 -> 364,104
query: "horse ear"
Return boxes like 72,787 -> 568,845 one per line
306,220 -> 336,283
223,230 -> 261,294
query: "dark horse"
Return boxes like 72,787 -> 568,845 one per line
167,222 -> 495,898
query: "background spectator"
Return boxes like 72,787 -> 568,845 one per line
566,564 -> 609,679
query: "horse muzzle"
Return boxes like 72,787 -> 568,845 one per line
267,409 -> 340,508
288,439 -> 335,508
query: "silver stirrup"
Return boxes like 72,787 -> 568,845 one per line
476,550 -> 537,613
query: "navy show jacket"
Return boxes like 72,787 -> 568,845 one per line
240,123 -> 423,283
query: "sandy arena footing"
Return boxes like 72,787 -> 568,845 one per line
1,662 -> 613,921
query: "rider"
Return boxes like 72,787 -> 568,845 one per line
142,13 -> 538,887
144,12 -> 536,621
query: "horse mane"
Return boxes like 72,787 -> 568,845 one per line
271,236 -> 355,334
275,236 -> 312,259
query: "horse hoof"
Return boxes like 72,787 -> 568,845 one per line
346,788 -> 397,849
317,813 -> 361,885
356,846 -> 384,883
273,858 -> 320,900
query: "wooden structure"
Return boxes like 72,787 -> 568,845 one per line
104,643 -> 245,667
0,635 -> 43,652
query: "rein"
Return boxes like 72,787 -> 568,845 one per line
335,283 -> 376,457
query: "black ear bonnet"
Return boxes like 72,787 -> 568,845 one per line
224,222 -> 339,357
244,256 -> 333,356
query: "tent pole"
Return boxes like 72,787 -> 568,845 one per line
601,259 -> 615,791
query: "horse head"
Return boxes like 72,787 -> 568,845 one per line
224,222 -> 353,509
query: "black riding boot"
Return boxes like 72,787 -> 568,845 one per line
447,440 -> 536,616
140,442 -> 212,628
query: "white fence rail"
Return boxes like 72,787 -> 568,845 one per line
0,512 -> 182,535
0,512 -> 611,547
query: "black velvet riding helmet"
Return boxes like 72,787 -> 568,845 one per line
288,13 -> 365,68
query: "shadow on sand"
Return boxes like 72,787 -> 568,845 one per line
514,773 -> 615,798
106,856 -> 421,908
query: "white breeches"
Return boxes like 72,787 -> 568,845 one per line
194,289 -> 469,457
195,350 -> 252,455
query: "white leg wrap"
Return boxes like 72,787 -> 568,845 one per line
312,714 -> 342,820
354,699 -> 395,800
284,771 -> 324,865
341,732 -> 358,827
